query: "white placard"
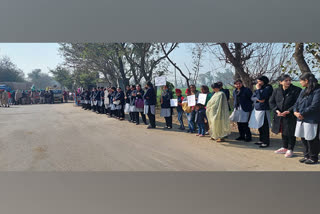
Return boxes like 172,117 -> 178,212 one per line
170,99 -> 178,107
187,95 -> 196,107
197,93 -> 207,105
155,76 -> 167,86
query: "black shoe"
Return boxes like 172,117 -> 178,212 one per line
136,123 -> 140,125
254,142 -> 263,145
144,122 -> 148,125
235,137 -> 245,141
305,159 -> 318,165
147,125 -> 155,129
259,144 -> 269,148
299,158 -> 308,163
245,138 -> 252,142
167,126 -> 172,129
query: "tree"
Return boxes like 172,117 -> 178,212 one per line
28,69 -> 56,89
49,66 -> 74,90
190,43 -> 206,86
0,56 -> 25,82
210,43 -> 290,89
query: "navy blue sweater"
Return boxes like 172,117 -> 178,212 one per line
251,84 -> 273,110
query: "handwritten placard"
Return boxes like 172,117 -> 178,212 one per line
187,95 -> 196,107
170,99 -> 178,107
155,76 -> 167,86
197,93 -> 207,105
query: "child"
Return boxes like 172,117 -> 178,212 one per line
195,103 -> 207,137
175,89 -> 185,130
183,88 -> 195,133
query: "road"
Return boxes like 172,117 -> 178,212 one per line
0,103 -> 319,171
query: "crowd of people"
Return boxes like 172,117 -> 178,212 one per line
0,89 -> 70,106
76,73 -> 319,165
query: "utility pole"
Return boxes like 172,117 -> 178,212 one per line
174,67 -> 177,87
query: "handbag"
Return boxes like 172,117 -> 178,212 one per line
135,99 -> 144,108
182,102 -> 192,113
113,100 -> 120,105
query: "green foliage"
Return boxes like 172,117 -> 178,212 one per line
50,66 -> 74,90
0,56 -> 25,82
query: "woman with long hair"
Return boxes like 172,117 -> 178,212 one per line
294,72 -> 320,164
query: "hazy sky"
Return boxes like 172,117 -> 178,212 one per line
0,43 -> 221,80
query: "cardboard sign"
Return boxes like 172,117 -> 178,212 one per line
187,95 -> 196,107
197,93 -> 207,105
155,76 -> 167,86
170,99 -> 178,107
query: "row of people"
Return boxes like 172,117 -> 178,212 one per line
77,73 -> 320,164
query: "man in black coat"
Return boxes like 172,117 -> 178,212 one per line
269,74 -> 301,158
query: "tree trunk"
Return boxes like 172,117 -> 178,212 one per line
293,43 -> 311,74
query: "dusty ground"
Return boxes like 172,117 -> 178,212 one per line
0,103 -> 319,171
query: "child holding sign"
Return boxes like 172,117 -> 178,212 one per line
175,89 -> 185,130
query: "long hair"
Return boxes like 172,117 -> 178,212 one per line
299,73 -> 319,97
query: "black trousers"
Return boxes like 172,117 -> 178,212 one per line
135,112 -> 146,124
118,105 -> 125,119
129,112 -> 134,121
237,122 -> 251,140
301,126 -> 320,161
258,113 -> 270,145
165,116 -> 173,128
282,135 -> 296,151
147,106 -> 156,128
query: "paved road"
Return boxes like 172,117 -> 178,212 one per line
0,103 -> 319,171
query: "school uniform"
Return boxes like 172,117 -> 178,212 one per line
109,91 -> 117,117
125,89 -> 133,121
161,90 -> 173,128
114,90 -> 125,119
249,84 -> 273,146
294,87 -> 320,162
230,86 -> 253,141
143,86 -> 157,128
269,84 -> 301,151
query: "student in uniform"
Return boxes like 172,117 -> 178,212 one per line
104,87 -> 110,114
124,85 -> 133,122
175,89 -> 185,130
160,84 -> 173,129
249,76 -> 273,148
114,87 -> 125,120
109,87 -> 117,118
135,84 -> 147,125
294,73 -> 320,164
230,79 -> 253,142
143,82 -> 157,129
99,87 -> 105,114
129,85 -> 137,123
270,74 -> 301,158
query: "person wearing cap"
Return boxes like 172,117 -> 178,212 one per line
143,82 -> 157,129
175,88 -> 185,130
249,76 -> 273,148
206,82 -> 231,142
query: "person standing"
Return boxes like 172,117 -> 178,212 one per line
200,85 -> 212,134
195,104 -> 207,137
206,83 -> 231,142
15,89 -> 22,105
190,84 -> 199,130
124,85 -> 133,122
143,82 -> 157,129
39,90 -> 45,104
217,82 -> 231,111
99,87 -> 105,114
183,88 -> 195,133
114,87 -> 125,120
249,76 -> 273,148
135,84 -> 147,125
270,74 -> 301,158
230,79 -> 253,142
104,87 -> 110,114
175,89 -> 185,130
129,85 -> 137,122
160,84 -> 173,129
49,90 -> 54,104
294,73 -> 320,164
109,87 -> 117,118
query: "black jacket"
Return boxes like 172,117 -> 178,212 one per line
125,89 -> 131,104
161,90 -> 173,108
195,108 -> 207,124
293,86 -> 320,124
114,91 -> 125,105
143,87 -> 156,105
233,86 -> 253,112
251,84 -> 273,110
269,84 -> 301,135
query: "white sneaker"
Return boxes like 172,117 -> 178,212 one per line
274,148 -> 288,154
284,150 -> 293,158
